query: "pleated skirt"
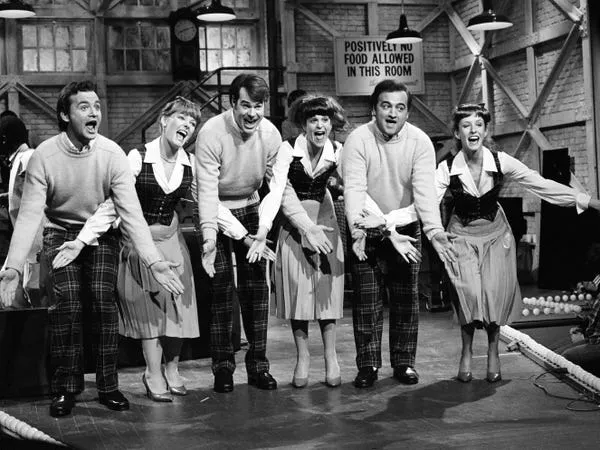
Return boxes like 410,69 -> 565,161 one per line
444,207 -> 520,326
117,216 -> 199,339
272,192 -> 344,321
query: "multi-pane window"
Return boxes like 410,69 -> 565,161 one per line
199,24 -> 253,71
21,23 -> 88,72
108,23 -> 170,72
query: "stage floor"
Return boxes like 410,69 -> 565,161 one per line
1,294 -> 600,449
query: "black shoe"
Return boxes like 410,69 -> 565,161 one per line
248,371 -> 277,390
393,366 -> 419,385
214,368 -> 234,393
98,390 -> 130,411
49,393 -> 75,417
353,367 -> 378,388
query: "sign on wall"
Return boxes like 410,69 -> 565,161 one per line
334,36 -> 424,96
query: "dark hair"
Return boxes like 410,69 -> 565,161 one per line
56,80 -> 97,132
287,89 -> 307,108
229,73 -> 269,105
369,79 -> 412,111
159,96 -> 202,129
452,103 -> 491,149
0,110 -> 18,119
0,116 -> 28,155
290,95 -> 347,131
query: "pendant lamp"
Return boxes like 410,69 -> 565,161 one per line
196,0 -> 236,22
386,0 -> 422,44
0,0 -> 35,19
467,0 -> 512,31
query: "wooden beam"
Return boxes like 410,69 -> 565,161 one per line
456,58 -> 479,105
73,0 -> 92,12
528,125 -> 554,150
367,2 -> 378,36
282,2 -> 298,91
480,56 -> 530,119
295,4 -> 340,38
548,0 -> 584,23
414,4 -> 445,33
528,24 -> 581,125
14,82 -> 56,119
94,16 -> 109,136
412,96 -> 453,136
443,2 -> 482,56
114,82 -> 187,144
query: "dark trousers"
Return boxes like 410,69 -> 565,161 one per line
209,203 -> 270,375
351,223 -> 421,369
43,228 -> 120,394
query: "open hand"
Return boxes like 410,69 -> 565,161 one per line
0,268 -> 20,309
388,229 -> 421,263
202,239 -> 217,278
52,239 -> 85,269
303,225 -> 334,254
431,231 -> 458,264
243,235 -> 275,262
247,226 -> 269,263
149,260 -> 184,295
352,233 -> 367,261
354,209 -> 386,230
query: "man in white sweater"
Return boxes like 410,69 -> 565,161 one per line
196,73 -> 282,393
0,81 -> 184,417
343,79 -> 455,388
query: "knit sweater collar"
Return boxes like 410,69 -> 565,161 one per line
368,119 -> 409,144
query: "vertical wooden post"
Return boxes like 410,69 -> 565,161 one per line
94,14 -> 109,136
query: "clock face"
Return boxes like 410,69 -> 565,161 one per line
174,19 -> 197,42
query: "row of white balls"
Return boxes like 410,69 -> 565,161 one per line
500,325 -> 600,392
522,304 -> 581,316
523,293 -> 593,303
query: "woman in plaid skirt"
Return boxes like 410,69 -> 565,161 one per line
267,95 -> 347,388
115,97 -> 202,401
437,103 -> 600,383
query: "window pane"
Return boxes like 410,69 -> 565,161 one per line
109,27 -> 123,49
198,27 -> 206,48
73,26 -> 86,48
39,26 -> 54,48
126,50 -> 140,71
157,50 -> 170,71
125,27 -> 141,48
207,50 -> 220,71
141,50 -> 157,71
237,49 -> 251,67
222,49 -> 236,67
112,50 -> 125,72
157,27 -> 170,48
23,49 -> 38,71
55,26 -> 69,48
222,27 -> 235,49
56,50 -> 70,71
199,50 -> 206,71
39,49 -> 55,71
22,25 -> 37,47
72,50 -> 88,71
206,28 -> 221,49
140,27 -> 154,48
237,28 -> 251,48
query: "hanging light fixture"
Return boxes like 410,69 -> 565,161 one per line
0,0 -> 36,19
195,0 -> 236,22
467,0 -> 512,31
386,0 -> 422,44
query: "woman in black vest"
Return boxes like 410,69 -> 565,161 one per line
437,103 -> 600,383
117,97 -> 202,401
267,95 -> 347,388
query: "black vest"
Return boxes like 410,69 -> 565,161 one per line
447,151 -> 504,226
134,147 -> 193,226
286,137 -> 338,202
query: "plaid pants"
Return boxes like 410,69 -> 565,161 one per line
43,228 -> 120,395
351,222 -> 421,369
209,203 -> 270,375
